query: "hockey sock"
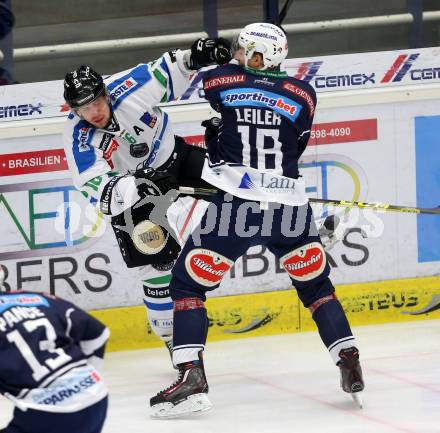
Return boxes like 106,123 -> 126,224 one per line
172,297 -> 208,365
142,276 -> 174,340
310,295 -> 356,364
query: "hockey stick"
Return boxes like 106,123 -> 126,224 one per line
178,187 -> 440,215
308,198 -> 440,215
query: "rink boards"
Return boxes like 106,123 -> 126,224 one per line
91,275 -> 440,352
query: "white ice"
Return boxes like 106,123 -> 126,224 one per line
1,320 -> 439,433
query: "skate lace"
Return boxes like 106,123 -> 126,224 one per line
156,369 -> 185,395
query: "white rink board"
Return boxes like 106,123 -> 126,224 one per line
1,48 -> 440,310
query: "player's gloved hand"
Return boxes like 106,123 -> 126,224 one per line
189,38 -> 232,70
319,214 -> 342,251
100,168 -> 179,216
133,167 -> 179,198
201,117 -> 222,143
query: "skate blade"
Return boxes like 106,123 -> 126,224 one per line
151,393 -> 212,419
351,392 -> 363,409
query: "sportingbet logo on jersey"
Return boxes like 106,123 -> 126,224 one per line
221,88 -> 301,122
239,171 -> 296,193
110,78 -> 138,100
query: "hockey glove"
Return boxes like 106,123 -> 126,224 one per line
201,117 -> 222,144
99,168 -> 178,216
110,168 -> 181,268
189,38 -> 232,70
133,167 -> 179,198
318,214 -> 343,251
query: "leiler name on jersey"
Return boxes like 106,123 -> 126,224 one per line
235,108 -> 281,125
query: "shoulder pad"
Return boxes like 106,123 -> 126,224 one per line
203,65 -> 247,91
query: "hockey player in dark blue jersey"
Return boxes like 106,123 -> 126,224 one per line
0,265 -> 109,433
150,23 -> 364,418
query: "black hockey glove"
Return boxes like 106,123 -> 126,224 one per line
201,117 -> 222,144
189,38 -> 232,70
133,167 -> 179,198
109,167 -> 181,269
99,168 -> 178,216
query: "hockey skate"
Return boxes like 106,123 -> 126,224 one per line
150,352 -> 212,418
338,347 -> 364,408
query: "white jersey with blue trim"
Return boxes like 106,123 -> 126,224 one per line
63,49 -> 194,201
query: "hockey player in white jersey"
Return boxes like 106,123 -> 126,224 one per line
62,39 -> 231,360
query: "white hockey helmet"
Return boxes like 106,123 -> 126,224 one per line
236,22 -> 288,70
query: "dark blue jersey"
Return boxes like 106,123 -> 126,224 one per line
0,291 -> 109,412
202,62 -> 316,179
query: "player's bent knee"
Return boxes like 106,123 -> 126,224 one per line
170,248 -> 233,300
184,248 -> 234,288
280,241 -> 335,307
280,241 -> 327,283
